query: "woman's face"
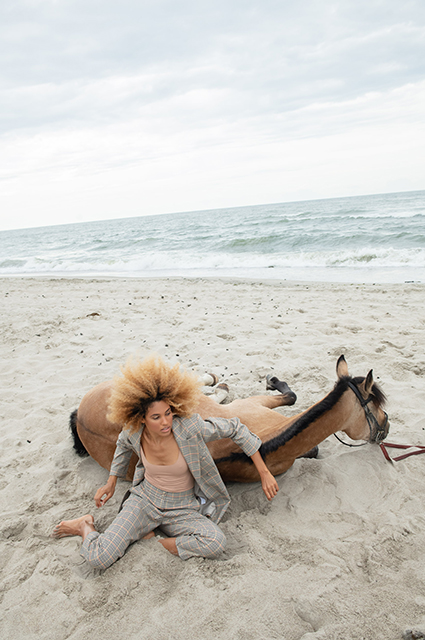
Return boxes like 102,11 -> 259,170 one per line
143,400 -> 173,437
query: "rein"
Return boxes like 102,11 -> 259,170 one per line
380,442 -> 425,463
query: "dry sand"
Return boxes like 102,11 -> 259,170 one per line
1,276 -> 425,640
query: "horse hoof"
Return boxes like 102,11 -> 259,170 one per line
298,446 -> 319,459
266,374 -> 279,390
211,383 -> 229,405
200,373 -> 220,386
216,383 -> 229,391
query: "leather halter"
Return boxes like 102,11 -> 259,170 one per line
346,381 -> 389,443
339,381 -> 425,462
335,380 -> 389,446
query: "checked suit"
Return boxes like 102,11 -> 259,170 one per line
80,414 -> 261,568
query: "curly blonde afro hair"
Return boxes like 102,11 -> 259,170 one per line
107,354 -> 202,433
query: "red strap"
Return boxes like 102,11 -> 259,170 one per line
380,442 -> 425,462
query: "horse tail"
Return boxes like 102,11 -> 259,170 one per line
69,409 -> 88,456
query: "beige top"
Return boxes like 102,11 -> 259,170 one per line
140,445 -> 195,492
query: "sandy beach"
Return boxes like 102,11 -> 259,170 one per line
1,276 -> 425,640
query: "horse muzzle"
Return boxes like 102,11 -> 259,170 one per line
368,408 -> 390,443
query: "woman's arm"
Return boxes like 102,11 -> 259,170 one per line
109,429 -> 137,478
94,474 -> 118,508
195,415 -> 278,500
200,416 -> 261,457
94,429 -> 136,507
250,450 -> 279,501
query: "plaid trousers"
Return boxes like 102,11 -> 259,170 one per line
80,481 -> 226,569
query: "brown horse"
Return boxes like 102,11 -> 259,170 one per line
70,355 -> 389,483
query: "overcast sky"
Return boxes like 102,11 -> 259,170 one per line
1,0 -> 424,230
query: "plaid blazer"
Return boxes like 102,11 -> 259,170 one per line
109,414 -> 261,523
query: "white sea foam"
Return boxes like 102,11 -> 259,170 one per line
1,190 -> 424,283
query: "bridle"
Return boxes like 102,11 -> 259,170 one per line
334,380 -> 389,447
336,380 -> 425,463
347,381 -> 389,443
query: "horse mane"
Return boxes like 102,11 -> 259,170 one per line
215,375 -> 386,465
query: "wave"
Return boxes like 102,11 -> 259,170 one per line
1,245 -> 424,276
1,190 -> 424,284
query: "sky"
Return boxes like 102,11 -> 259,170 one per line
1,0 -> 424,231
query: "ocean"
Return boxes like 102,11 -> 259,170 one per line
1,190 -> 424,284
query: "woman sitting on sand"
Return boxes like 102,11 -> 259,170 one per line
53,354 -> 278,568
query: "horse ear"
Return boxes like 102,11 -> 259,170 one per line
363,369 -> 374,395
336,355 -> 349,379
358,369 -> 374,398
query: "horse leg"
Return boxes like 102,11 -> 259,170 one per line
229,377 -> 296,412
209,383 -> 230,404
199,372 -> 220,386
266,375 -> 297,405
264,377 -> 317,459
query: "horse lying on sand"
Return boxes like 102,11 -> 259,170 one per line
70,355 -> 389,483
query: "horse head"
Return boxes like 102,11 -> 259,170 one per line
336,355 -> 389,443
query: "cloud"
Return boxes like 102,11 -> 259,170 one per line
0,1 -> 424,229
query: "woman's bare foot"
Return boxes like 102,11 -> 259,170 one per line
52,514 -> 95,540
142,531 -> 156,540
158,537 -> 178,556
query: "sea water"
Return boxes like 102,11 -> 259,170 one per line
1,190 -> 424,284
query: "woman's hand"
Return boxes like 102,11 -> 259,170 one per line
250,450 -> 279,501
94,476 -> 118,508
260,470 -> 279,501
